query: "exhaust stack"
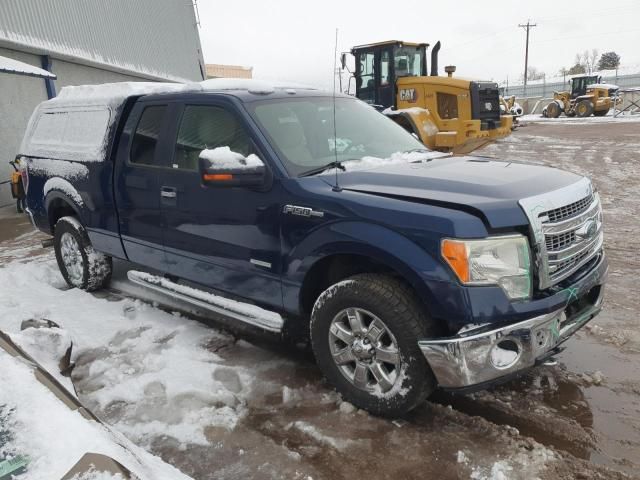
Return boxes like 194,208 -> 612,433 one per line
430,41 -> 441,76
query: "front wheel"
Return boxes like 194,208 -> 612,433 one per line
310,274 -> 437,417
54,216 -> 112,291
576,100 -> 594,118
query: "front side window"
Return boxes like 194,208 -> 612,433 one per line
249,96 -> 424,177
357,52 -> 376,103
173,105 -> 251,170
130,105 -> 167,166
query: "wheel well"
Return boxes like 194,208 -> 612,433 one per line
299,254 -> 423,317
47,198 -> 77,233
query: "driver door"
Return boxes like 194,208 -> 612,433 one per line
157,100 -> 283,310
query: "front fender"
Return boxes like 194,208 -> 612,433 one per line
282,220 -> 461,319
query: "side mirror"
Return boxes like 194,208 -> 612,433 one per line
198,147 -> 266,187
340,53 -> 347,70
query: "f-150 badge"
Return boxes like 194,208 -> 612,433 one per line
283,205 -> 324,218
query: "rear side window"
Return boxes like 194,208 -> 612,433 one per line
130,106 -> 167,166
172,106 -> 250,170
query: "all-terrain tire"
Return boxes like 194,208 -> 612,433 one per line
54,216 -> 112,291
576,100 -> 594,118
310,273 -> 437,417
593,108 -> 609,117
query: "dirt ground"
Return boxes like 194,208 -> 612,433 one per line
1,118 -> 639,479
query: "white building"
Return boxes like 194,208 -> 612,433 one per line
0,0 -> 205,206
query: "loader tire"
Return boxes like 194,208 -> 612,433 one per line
54,216 -> 112,291
593,109 -> 609,117
576,100 -> 594,118
310,273 -> 437,417
545,102 -> 561,118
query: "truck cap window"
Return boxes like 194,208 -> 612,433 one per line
28,109 -> 110,160
173,106 -> 251,170
130,105 -> 167,166
249,96 -> 423,177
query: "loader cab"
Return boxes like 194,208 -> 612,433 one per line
570,75 -> 601,98
351,41 -> 428,110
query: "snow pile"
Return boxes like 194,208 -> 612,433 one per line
286,421 -> 357,451
199,147 -> 264,169
0,256 -> 260,450
467,445 -> 555,480
0,351 -> 191,480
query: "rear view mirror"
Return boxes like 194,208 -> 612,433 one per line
198,147 -> 266,187
340,53 -> 347,70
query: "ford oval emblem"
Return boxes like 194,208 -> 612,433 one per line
575,220 -> 597,240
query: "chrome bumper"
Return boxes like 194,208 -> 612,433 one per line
418,288 -> 604,389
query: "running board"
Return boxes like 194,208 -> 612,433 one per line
127,270 -> 284,333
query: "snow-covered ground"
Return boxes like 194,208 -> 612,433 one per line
2,116 -> 640,480
520,112 -> 640,125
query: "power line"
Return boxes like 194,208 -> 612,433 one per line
518,20 -> 537,96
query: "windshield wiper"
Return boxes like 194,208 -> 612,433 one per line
403,148 -> 452,162
299,160 -> 352,177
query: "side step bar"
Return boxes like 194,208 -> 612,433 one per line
127,270 -> 284,333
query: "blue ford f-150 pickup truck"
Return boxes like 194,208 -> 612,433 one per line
18,79 -> 607,416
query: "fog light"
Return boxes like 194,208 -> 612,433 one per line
490,339 -> 521,369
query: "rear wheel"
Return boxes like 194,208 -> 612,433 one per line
545,101 -> 561,118
576,100 -> 594,118
310,273 -> 437,417
54,216 -> 112,291
593,108 -> 609,117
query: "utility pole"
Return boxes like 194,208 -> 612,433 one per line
518,20 -> 537,99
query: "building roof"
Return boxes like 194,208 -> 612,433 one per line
0,0 -> 205,82
206,64 -> 253,79
0,54 -> 56,79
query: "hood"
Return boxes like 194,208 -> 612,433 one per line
328,156 -> 583,229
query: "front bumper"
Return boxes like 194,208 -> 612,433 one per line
419,253 -> 607,389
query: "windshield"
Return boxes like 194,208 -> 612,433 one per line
248,96 -> 425,177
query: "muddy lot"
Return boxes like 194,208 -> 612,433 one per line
1,118 -> 639,479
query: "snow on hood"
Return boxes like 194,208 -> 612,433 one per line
319,150 -> 451,174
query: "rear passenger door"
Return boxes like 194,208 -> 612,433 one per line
114,101 -> 172,270
156,99 -> 283,310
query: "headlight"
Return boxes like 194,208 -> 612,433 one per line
441,235 -> 532,300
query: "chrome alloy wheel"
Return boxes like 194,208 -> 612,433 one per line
60,232 -> 83,285
328,307 -> 401,393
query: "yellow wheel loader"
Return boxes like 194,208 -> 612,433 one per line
344,40 -> 513,155
543,74 -> 620,118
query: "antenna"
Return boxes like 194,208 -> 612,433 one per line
332,27 -> 341,192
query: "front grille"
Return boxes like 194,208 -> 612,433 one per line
539,193 -> 603,286
543,194 -> 593,223
545,231 -> 575,251
549,248 -> 591,278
